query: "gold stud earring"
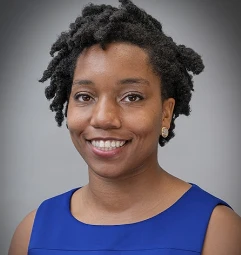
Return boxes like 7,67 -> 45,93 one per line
161,127 -> 169,138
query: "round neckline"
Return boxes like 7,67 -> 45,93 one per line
67,183 -> 197,227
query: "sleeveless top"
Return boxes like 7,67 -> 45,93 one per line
28,184 -> 230,255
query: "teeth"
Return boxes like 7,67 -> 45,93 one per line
99,141 -> 104,148
105,141 -> 110,147
91,140 -> 126,150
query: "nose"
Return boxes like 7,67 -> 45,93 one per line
90,97 -> 122,130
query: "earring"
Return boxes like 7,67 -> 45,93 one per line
66,122 -> 69,129
161,127 -> 168,138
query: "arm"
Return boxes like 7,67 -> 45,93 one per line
202,205 -> 241,255
8,210 -> 37,255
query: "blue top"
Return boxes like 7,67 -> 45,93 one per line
28,184 -> 230,255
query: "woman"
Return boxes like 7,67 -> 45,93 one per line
8,0 -> 241,254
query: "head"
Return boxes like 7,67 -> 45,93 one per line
39,0 -> 204,147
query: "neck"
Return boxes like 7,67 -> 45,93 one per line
83,163 -> 169,214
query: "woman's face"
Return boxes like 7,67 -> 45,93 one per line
67,42 -> 174,179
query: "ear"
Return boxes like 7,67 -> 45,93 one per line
162,98 -> 175,129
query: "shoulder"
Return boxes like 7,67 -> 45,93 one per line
202,205 -> 241,255
8,188 -> 78,255
8,209 -> 37,255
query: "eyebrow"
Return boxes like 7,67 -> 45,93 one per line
72,78 -> 150,87
72,80 -> 94,86
117,78 -> 150,86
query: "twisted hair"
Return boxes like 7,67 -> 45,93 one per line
40,0 -> 204,146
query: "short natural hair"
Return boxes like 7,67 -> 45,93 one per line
39,0 -> 204,146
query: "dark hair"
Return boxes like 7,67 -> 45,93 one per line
39,0 -> 204,147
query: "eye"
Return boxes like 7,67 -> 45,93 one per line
74,93 -> 93,102
123,93 -> 144,102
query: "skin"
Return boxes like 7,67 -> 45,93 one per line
8,42 -> 241,255
68,43 -> 173,180
67,42 -> 188,224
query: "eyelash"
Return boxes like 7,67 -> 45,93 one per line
74,93 -> 144,103
74,93 -> 93,102
122,93 -> 144,102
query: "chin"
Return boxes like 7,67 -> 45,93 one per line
88,164 -> 136,181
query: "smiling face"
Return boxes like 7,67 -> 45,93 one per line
67,42 -> 175,179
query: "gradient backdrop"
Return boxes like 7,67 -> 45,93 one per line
1,0 -> 241,253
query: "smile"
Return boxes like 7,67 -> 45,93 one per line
90,140 -> 127,151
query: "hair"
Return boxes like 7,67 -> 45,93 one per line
39,0 -> 204,147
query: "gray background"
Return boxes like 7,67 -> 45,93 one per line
1,0 -> 241,253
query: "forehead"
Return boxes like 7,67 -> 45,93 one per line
74,42 -> 153,77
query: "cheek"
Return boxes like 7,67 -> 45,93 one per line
124,108 -> 162,138
67,105 -> 89,132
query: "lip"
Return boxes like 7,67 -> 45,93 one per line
87,139 -> 130,158
87,137 -> 128,141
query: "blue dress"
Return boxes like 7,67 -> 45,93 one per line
28,184 -> 230,254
